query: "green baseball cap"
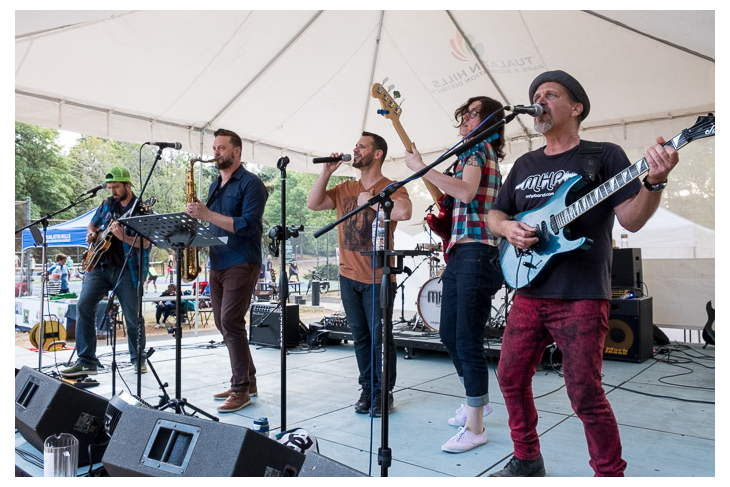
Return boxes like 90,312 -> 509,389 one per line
105,167 -> 132,185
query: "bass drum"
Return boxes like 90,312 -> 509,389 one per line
417,277 -> 443,332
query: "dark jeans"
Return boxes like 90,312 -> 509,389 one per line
498,296 -> 626,476
209,263 -> 259,393
75,264 -> 145,365
339,275 -> 397,394
156,303 -> 175,323
439,242 -> 502,407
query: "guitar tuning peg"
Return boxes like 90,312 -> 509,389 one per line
398,97 -> 406,106
387,84 -> 395,92
381,77 -> 390,85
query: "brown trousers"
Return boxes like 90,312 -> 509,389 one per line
209,263 -> 260,393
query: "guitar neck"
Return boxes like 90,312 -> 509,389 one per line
556,131 -> 695,229
391,119 -> 444,206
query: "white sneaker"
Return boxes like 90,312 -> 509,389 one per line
441,426 -> 487,453
448,403 -> 493,426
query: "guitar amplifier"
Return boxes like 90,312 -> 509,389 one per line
249,304 -> 300,349
604,296 -> 654,363
323,315 -> 350,332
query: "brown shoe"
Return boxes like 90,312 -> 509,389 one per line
214,386 -> 257,400
213,388 -> 232,400
217,391 -> 251,413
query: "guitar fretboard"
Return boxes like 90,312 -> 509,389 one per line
553,129 -> 695,230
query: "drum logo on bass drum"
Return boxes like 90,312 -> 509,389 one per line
427,289 -> 442,306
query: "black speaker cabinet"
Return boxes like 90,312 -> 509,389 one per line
299,452 -> 367,477
249,303 -> 300,348
604,296 -> 653,363
14,366 -> 109,466
611,248 -> 643,288
102,406 -> 304,476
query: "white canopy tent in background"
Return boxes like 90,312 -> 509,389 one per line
15,9 -> 715,333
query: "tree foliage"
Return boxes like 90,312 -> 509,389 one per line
16,123 -> 352,263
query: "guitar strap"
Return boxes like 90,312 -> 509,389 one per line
579,140 -> 603,184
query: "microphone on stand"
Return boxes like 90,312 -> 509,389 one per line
312,154 -> 352,164
146,141 -> 182,150
80,183 -> 105,196
503,104 -> 544,117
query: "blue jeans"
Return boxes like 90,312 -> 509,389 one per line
339,275 -> 397,393
439,242 -> 502,407
75,264 -> 145,366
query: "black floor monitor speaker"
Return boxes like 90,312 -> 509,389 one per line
612,248 -> 643,288
604,296 -> 654,363
14,366 -> 109,466
102,406 -> 304,476
298,451 -> 367,477
249,303 -> 300,348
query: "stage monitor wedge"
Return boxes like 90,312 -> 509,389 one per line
15,366 -> 109,466
102,406 -> 304,476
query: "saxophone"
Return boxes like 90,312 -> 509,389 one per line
181,157 -> 213,282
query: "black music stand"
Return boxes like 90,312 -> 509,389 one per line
121,212 -> 224,421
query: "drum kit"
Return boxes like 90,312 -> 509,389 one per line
414,242 -> 445,332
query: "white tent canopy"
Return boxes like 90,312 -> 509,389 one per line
15,10 -> 714,178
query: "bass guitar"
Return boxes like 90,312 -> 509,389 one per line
500,113 -> 715,289
370,83 -> 453,258
81,197 -> 156,273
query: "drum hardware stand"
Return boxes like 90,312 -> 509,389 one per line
392,252 -> 429,328
314,186 -> 428,477
120,212 -> 223,421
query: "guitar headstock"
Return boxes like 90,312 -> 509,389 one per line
671,113 -> 715,149
371,83 -> 404,122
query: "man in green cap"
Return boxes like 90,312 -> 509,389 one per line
487,70 -> 679,477
62,167 -> 151,377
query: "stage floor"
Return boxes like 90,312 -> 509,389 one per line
14,325 -> 715,477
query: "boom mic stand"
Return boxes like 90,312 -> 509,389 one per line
16,188 -> 105,371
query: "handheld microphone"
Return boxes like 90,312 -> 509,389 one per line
312,154 -> 352,164
80,183 -> 105,196
504,104 -> 544,117
146,141 -> 182,150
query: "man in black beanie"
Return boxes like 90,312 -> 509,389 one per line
487,70 -> 679,476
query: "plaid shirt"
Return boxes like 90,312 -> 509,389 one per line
447,141 -> 501,254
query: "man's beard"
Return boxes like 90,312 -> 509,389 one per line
534,108 -> 553,134
534,118 -> 553,135
112,189 -> 128,201
215,155 -> 235,171
352,153 -> 372,169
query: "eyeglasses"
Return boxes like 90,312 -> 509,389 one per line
462,109 -> 480,121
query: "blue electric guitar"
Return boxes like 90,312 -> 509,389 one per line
500,113 -> 715,289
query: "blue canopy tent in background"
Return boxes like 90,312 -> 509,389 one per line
21,209 -> 94,251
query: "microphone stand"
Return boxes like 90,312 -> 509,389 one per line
267,155 -> 304,433
16,189 -> 104,371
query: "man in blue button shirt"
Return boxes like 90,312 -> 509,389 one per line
185,128 -> 268,413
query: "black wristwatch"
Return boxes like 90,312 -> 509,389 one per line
642,176 -> 667,193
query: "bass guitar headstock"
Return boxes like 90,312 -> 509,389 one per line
371,81 -> 412,150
